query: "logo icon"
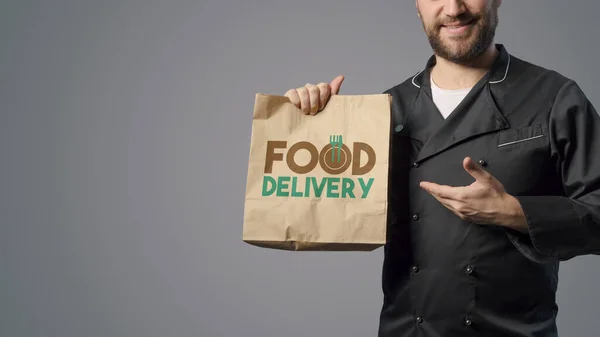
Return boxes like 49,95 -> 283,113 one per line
329,134 -> 343,162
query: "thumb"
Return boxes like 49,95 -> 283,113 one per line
463,157 -> 488,181
330,75 -> 345,95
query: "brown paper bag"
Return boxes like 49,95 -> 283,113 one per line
242,93 -> 391,251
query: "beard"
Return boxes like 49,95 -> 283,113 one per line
420,2 -> 499,64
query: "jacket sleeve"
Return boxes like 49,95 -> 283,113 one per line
507,80 -> 600,263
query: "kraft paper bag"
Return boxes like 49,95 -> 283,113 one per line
242,93 -> 391,251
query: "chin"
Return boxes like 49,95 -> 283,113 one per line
445,33 -> 479,47
442,41 -> 475,54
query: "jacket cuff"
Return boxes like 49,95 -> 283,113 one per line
505,229 -> 560,263
511,195 -> 581,260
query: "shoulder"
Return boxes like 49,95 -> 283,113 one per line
508,55 -> 595,118
501,54 -> 596,129
381,71 -> 424,120
509,54 -> 575,94
382,72 -> 423,97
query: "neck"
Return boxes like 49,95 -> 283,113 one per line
431,43 -> 499,90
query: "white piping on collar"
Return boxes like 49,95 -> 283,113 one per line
411,69 -> 424,88
488,53 -> 511,84
411,53 -> 511,88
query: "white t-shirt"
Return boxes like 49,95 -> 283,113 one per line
430,75 -> 472,119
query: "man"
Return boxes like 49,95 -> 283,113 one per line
284,0 -> 600,336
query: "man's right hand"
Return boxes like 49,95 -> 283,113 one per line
284,75 -> 345,115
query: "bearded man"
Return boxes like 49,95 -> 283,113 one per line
283,1 -> 600,336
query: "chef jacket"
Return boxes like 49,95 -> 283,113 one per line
378,44 -> 600,337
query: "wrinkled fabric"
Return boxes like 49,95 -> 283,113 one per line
378,44 -> 600,337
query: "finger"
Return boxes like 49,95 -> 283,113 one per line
305,83 -> 320,115
317,82 -> 331,111
420,181 -> 445,197
427,190 -> 447,204
421,185 -> 473,218
285,89 -> 301,109
296,87 -> 310,114
420,181 -> 461,200
463,157 -> 491,182
426,192 -> 466,217
330,75 -> 345,95
427,191 -> 459,213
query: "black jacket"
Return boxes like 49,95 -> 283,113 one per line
379,44 -> 600,337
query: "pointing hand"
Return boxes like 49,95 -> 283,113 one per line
419,157 -> 528,232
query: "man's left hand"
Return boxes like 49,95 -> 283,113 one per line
419,157 -> 529,233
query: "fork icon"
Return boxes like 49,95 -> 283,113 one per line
329,135 -> 343,162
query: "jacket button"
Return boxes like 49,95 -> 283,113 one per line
465,317 -> 472,326
412,162 -> 419,168
478,159 -> 487,167
412,214 -> 419,221
412,265 -> 419,273
465,265 -> 474,275
416,317 -> 423,323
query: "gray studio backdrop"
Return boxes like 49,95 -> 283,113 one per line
1,1 -> 599,336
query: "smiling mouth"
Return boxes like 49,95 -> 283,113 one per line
441,19 -> 476,29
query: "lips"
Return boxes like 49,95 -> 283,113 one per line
441,18 -> 475,29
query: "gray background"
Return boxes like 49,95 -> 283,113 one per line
1,0 -> 599,336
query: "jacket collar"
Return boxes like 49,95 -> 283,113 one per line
401,44 -> 512,163
411,43 -> 512,93
412,44 -> 511,95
